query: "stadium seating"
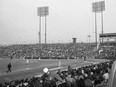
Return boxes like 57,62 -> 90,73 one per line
0,43 -> 96,59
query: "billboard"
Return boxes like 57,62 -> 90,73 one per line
92,1 -> 105,12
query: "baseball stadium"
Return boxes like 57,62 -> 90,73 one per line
0,0 -> 116,87
0,32 -> 116,87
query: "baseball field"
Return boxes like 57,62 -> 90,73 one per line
0,58 -> 108,83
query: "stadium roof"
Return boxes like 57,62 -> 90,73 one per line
99,33 -> 116,37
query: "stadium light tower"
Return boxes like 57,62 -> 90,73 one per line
37,6 -> 49,44
92,1 -> 105,45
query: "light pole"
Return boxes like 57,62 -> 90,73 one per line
45,15 -> 47,44
37,6 -> 49,44
92,1 -> 105,46
39,16 -> 41,44
95,12 -> 97,46
88,35 -> 91,48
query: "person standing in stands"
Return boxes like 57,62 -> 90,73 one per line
68,66 -> 74,75
40,67 -> 63,87
7,63 -> 12,73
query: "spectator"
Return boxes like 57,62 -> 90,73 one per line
68,66 -> 73,75
102,69 -> 109,83
57,69 -> 62,76
40,67 -> 63,87
77,74 -> 85,87
65,72 -> 77,87
84,76 -> 93,87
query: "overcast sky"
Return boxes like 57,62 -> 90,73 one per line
0,0 -> 116,45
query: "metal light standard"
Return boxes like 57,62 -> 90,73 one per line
37,6 -> 49,44
92,1 -> 105,45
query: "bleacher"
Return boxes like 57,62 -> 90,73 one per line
95,33 -> 116,59
0,43 -> 96,59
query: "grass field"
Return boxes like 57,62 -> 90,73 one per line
0,58 -> 108,83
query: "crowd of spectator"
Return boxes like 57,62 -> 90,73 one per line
0,60 -> 114,87
0,43 -> 96,59
95,42 -> 116,59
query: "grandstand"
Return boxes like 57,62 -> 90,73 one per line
99,33 -> 116,46
96,33 -> 116,59
0,42 -> 96,59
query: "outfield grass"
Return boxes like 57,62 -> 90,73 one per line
0,58 -> 108,83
